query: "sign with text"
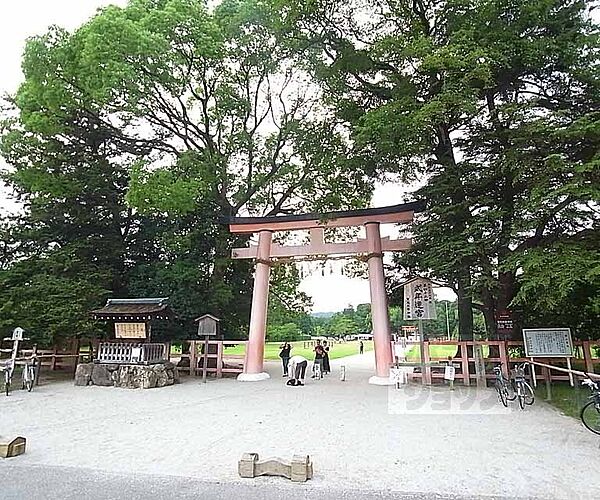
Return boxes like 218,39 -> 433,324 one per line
11,327 -> 24,340
115,322 -> 147,339
495,310 -> 513,335
403,278 -> 437,320
444,365 -> 456,381
523,328 -> 573,357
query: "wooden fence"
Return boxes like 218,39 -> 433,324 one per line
401,340 -> 600,385
178,340 -> 246,378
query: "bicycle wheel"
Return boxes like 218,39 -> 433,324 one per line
506,382 -> 516,401
26,366 -> 35,392
581,402 -> 600,435
495,381 -> 508,407
522,381 -> 535,406
517,383 -> 525,409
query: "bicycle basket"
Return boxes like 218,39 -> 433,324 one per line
511,366 -> 525,378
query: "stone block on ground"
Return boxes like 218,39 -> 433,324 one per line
74,364 -> 93,386
91,365 -> 113,386
238,453 -> 313,482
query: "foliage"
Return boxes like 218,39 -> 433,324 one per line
0,0 -> 371,344
270,0 -> 600,339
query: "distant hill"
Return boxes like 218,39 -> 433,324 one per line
311,311 -> 335,318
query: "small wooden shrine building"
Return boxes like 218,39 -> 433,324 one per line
90,298 -> 174,364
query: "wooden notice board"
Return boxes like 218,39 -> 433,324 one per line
115,322 -> 147,339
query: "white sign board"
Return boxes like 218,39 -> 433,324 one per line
523,328 -> 573,357
444,365 -> 456,381
403,278 -> 437,320
115,322 -> 147,339
12,327 -> 24,340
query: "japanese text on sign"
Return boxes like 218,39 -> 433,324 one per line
115,322 -> 147,339
403,278 -> 437,320
522,328 -> 573,357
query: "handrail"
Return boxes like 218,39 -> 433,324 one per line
528,360 -> 600,380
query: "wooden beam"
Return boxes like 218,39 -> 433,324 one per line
231,237 -> 412,260
228,211 -> 415,234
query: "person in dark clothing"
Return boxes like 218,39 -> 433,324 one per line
322,340 -> 331,374
359,340 -> 364,354
312,344 -> 324,378
279,342 -> 292,376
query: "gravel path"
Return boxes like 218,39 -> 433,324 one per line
1,352 -> 598,499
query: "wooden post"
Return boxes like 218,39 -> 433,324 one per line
474,343 -> 486,388
216,341 -> 224,379
583,341 -> 594,374
543,366 -> 552,401
566,357 -> 574,387
189,341 -> 197,377
460,342 -> 470,386
202,336 -> 209,383
51,346 -> 58,371
423,340 -> 431,385
499,341 -> 509,379
530,357 -> 537,388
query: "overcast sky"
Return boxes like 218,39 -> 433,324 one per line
0,0 -> 455,311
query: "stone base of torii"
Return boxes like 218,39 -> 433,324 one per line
224,202 -> 424,384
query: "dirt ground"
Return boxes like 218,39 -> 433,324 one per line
1,352 -> 599,499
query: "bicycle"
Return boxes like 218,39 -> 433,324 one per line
493,365 -> 515,407
580,376 -> 600,435
21,355 -> 37,392
511,362 -> 535,409
1,359 -> 14,396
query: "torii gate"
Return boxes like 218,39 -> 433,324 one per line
225,201 -> 424,384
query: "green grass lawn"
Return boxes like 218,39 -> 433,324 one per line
405,344 -> 458,360
535,382 -> 596,419
223,340 -> 373,361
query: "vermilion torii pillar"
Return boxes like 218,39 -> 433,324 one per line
225,202 -> 424,384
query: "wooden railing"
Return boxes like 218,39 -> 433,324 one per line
398,340 -> 599,385
178,340 -> 246,378
96,342 -> 168,365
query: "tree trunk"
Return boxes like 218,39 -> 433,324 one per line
457,275 -> 474,341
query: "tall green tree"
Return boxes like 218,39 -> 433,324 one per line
1,0 -> 371,343
271,0 -> 599,339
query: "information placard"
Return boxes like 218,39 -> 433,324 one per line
115,322 -> 147,339
522,328 -> 573,357
11,327 -> 24,340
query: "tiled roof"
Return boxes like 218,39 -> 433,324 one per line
91,298 -> 173,319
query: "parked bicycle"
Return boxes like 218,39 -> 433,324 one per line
1,359 -> 14,396
580,376 -> 600,435
493,365 -> 515,407
511,362 -> 535,409
21,355 -> 37,392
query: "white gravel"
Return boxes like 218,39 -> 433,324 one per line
1,352 -> 599,499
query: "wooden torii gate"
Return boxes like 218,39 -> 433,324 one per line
225,201 -> 424,384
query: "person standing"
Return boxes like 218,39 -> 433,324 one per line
312,343 -> 325,378
359,340 -> 364,354
287,355 -> 308,386
279,342 -> 292,376
322,340 -> 331,374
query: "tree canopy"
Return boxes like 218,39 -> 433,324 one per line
0,0 -> 370,344
270,0 -> 600,339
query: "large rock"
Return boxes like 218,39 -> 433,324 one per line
91,365 -> 114,386
77,362 -> 178,389
74,363 -> 93,386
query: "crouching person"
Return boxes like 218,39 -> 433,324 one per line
286,355 -> 308,386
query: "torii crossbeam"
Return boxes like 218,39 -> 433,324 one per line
224,201 -> 425,384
